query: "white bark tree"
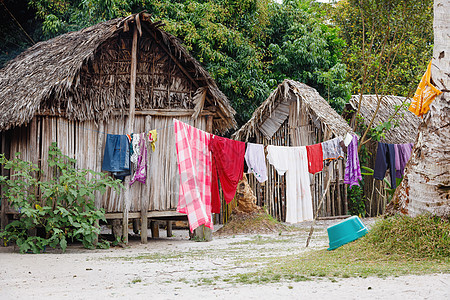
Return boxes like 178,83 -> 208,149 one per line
389,0 -> 450,217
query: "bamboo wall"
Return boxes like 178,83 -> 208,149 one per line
1,114 -> 207,214
362,141 -> 388,217
246,101 -> 348,221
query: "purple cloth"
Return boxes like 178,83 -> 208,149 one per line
395,143 -> 413,178
130,133 -> 147,185
344,135 -> 362,187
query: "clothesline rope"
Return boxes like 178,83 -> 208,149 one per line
56,120 -> 174,136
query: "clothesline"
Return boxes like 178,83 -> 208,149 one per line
57,120 -> 174,136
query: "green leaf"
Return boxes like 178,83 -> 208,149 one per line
60,237 -> 67,252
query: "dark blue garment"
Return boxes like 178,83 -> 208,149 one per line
102,134 -> 131,180
373,142 -> 397,189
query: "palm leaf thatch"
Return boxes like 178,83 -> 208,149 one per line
0,12 -> 236,132
344,95 -> 420,144
232,80 -> 354,141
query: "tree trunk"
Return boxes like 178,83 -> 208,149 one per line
388,0 -> 450,217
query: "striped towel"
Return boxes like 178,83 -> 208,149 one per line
173,119 -> 213,232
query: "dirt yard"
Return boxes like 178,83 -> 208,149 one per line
0,218 -> 448,299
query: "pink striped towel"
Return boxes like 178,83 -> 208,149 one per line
173,119 -> 213,232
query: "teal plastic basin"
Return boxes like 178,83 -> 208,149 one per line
327,216 -> 368,251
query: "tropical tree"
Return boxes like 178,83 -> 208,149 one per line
388,0 -> 450,217
4,0 -> 350,126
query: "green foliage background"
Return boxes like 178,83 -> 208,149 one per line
1,0 -> 434,125
1,0 -> 352,125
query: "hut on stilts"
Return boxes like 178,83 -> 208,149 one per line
342,94 -> 420,216
0,12 -> 236,243
232,80 -> 356,222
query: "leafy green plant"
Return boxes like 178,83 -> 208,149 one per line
0,142 -> 121,253
347,184 -> 365,217
360,166 -> 402,199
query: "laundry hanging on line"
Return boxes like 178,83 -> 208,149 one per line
306,143 -> 324,174
374,142 -> 414,189
173,119 -> 213,232
130,133 -> 147,186
210,135 -> 246,214
266,145 -> 313,223
244,143 -> 268,183
101,134 -> 131,181
102,129 -> 157,182
344,135 -> 362,187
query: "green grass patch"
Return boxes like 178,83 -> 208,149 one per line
225,215 -> 450,284
361,214 -> 449,259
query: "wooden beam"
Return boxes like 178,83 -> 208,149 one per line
35,109 -> 215,118
105,210 -> 186,220
122,24 -> 139,244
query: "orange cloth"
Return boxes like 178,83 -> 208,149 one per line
408,61 -> 442,117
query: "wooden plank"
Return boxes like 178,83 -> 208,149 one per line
35,109 -> 214,118
317,215 -> 350,221
105,210 -> 186,219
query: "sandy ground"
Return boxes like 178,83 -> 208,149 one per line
0,218 -> 448,300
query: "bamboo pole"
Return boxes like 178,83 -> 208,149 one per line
141,116 -> 152,243
123,23 -> 138,243
94,122 -> 104,245
306,175 -> 332,247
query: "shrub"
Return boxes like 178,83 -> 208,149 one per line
0,142 -> 121,253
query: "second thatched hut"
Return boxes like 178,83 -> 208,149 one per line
232,80 -> 355,221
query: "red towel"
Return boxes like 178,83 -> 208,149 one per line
210,135 -> 245,214
306,143 -> 324,174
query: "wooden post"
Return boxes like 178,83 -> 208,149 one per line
123,21 -> 139,243
150,220 -> 159,238
335,160 -> 342,216
140,116 -> 152,243
166,221 -> 173,237
94,122 -> 104,245
325,166 -> 331,216
306,176 -> 332,247
191,115 -> 214,241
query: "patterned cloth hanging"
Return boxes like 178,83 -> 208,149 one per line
173,119 -> 213,232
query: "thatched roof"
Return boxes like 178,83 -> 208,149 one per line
0,12 -> 236,132
232,80 -> 355,141
344,95 -> 420,144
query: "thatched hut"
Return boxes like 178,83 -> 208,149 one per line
232,80 -> 355,221
343,95 -> 420,216
0,13 -> 236,242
